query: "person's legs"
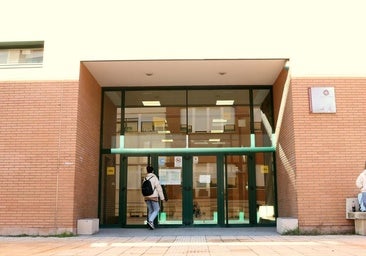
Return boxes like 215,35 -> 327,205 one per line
145,200 -> 153,223
362,192 -> 366,212
149,200 -> 160,223
358,193 -> 366,211
145,200 -> 159,229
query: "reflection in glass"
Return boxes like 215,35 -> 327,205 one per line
226,155 -> 249,224
256,152 -> 276,224
158,156 -> 183,225
100,154 -> 120,225
192,156 -> 217,224
102,88 -> 273,150
102,91 -> 121,149
124,90 -> 186,148
126,157 -> 149,225
253,89 -> 274,147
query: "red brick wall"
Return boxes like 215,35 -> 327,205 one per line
0,73 -> 101,235
0,80 -> 80,235
274,70 -> 299,218
73,64 -> 101,221
289,78 -> 366,233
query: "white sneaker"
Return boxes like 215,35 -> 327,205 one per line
147,221 -> 154,230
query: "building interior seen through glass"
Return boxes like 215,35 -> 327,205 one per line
100,88 -> 276,226
100,152 -> 275,226
102,88 -> 274,149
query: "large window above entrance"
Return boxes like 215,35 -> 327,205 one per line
102,87 -> 274,151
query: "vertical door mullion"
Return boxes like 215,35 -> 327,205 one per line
217,154 -> 225,226
248,153 -> 257,224
120,156 -> 128,227
182,155 -> 193,225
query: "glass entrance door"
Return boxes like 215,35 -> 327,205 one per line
122,153 -> 275,227
123,155 -> 219,227
224,155 -> 250,224
156,155 -> 218,226
124,155 -> 186,226
191,155 -> 218,224
224,153 -> 276,225
156,155 -> 183,225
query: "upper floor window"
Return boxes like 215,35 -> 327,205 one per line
0,41 -> 44,67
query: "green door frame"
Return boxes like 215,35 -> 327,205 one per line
217,155 -> 225,225
151,154 -> 195,226
222,153 -> 257,226
119,155 -> 127,226
182,155 -> 193,225
247,153 -> 257,224
118,152 -> 264,227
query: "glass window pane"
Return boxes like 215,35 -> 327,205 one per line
126,157 -> 149,225
256,152 -> 275,224
188,89 -> 250,106
99,154 -> 120,225
253,89 -> 273,147
102,91 -> 121,149
0,48 -> 43,65
193,156 -> 217,224
188,89 -> 250,148
125,90 -> 186,107
158,156 -> 183,225
0,50 -> 8,64
124,90 -> 187,148
226,155 -> 249,224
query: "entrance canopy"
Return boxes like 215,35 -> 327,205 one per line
82,59 -> 288,87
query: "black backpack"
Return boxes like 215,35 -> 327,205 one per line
141,176 -> 154,196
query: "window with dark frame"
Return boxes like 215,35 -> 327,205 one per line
0,41 -> 44,66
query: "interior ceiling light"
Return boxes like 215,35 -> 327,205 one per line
162,139 -> 173,143
211,129 -> 224,133
193,141 -> 209,145
142,101 -> 161,106
158,130 -> 171,134
212,119 -> 227,123
212,141 -> 226,145
216,100 -> 234,105
209,138 -> 220,142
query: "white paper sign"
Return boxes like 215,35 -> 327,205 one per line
174,156 -> 182,167
199,175 -> 211,184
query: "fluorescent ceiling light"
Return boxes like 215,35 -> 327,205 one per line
158,130 -> 171,134
211,129 -> 224,133
212,119 -> 227,123
194,141 -> 209,145
142,101 -> 161,106
161,139 -> 173,143
209,138 -> 220,142
216,100 -> 234,105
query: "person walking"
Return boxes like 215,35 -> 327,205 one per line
143,166 -> 165,229
356,161 -> 366,212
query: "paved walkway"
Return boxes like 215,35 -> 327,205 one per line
1,227 -> 366,256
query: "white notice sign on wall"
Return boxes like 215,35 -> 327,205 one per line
309,87 -> 336,113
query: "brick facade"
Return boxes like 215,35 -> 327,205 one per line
1,68 -> 365,234
276,77 -> 366,233
0,64 -> 101,235
274,69 -> 299,219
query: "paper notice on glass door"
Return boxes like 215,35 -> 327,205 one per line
174,156 -> 182,167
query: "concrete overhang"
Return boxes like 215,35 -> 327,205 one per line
82,59 -> 288,87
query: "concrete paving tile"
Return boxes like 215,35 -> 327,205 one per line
2,228 -> 366,256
